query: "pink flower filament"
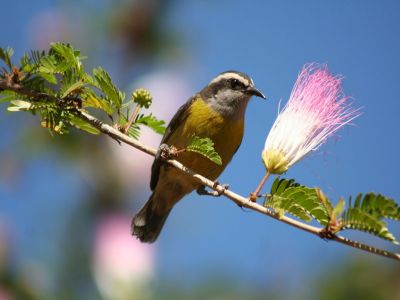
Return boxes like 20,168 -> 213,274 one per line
264,63 -> 361,168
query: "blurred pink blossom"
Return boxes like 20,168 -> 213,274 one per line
0,289 -> 13,300
93,214 -> 155,300
263,63 -> 361,174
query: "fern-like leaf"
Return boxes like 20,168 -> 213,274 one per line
341,208 -> 398,244
93,67 -> 124,109
0,90 -> 18,103
0,47 -> 14,69
351,193 -> 400,220
336,192 -> 400,244
266,178 -> 330,225
70,116 -> 100,135
186,136 -> 222,166
136,114 -> 166,134
82,89 -> 114,115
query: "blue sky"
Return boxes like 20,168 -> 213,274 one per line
1,0 -> 399,295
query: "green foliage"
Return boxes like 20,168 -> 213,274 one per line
187,136 -> 222,166
8,99 -> 71,134
0,44 -> 164,138
341,208 -> 398,244
69,116 -> 100,135
82,90 -> 114,115
341,193 -> 399,244
93,67 -> 124,109
7,100 -> 32,112
266,178 -> 399,244
0,47 -> 14,69
331,197 -> 345,221
349,193 -> 400,220
0,90 -> 18,103
266,178 -> 329,225
136,114 -> 166,134
117,112 -> 165,139
2,43 -> 399,252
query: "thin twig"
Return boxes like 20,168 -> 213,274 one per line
79,111 -> 400,261
2,79 -> 400,261
249,171 -> 271,201
122,105 -> 140,134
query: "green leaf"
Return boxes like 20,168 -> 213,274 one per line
351,193 -> 400,221
61,80 -> 84,98
266,178 -> 330,225
0,47 -> 14,69
270,177 -> 299,194
70,116 -> 100,135
332,198 -> 345,220
37,72 -> 57,84
128,124 -> 141,139
49,43 -> 83,74
81,73 -> 96,85
82,90 -> 114,115
35,44 -> 83,81
7,100 -> 32,112
38,105 -> 74,135
341,208 -> 398,244
186,136 -> 222,166
38,55 -> 58,74
0,90 -> 18,103
93,67 -> 124,109
20,50 -> 45,73
337,192 -> 400,244
317,189 -> 334,218
136,114 -> 166,134
266,194 -> 312,222
50,43 -> 77,62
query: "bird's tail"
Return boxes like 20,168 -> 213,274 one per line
131,193 -> 171,243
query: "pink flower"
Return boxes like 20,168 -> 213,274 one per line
263,63 -> 361,174
93,214 -> 155,300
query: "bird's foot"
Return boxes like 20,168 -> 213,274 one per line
158,144 -> 176,160
197,182 -> 229,197
158,143 -> 186,160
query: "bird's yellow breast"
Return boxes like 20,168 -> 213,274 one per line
167,98 -> 244,179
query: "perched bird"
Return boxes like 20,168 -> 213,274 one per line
132,71 -> 265,243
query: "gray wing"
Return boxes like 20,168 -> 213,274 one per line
150,95 -> 198,190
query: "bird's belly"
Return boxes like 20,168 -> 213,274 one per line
168,108 -> 244,179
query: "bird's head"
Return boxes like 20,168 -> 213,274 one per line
200,71 -> 266,119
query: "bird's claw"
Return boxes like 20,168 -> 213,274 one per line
213,181 -> 229,196
158,143 -> 179,160
197,182 -> 229,197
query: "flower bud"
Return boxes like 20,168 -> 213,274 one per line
262,149 -> 289,174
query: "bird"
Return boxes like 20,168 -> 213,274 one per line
132,71 -> 266,243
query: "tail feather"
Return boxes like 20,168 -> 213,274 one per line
131,194 -> 171,243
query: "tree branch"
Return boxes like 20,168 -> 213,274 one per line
79,111 -> 400,261
1,78 -> 400,261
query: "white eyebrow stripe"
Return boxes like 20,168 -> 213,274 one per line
210,72 -> 250,86
249,77 -> 254,86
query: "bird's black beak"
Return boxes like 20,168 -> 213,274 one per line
247,86 -> 266,99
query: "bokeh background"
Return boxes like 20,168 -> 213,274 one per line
1,0 -> 400,299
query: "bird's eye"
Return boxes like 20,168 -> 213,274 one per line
229,78 -> 242,90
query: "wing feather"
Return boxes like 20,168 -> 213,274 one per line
150,95 -> 198,190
